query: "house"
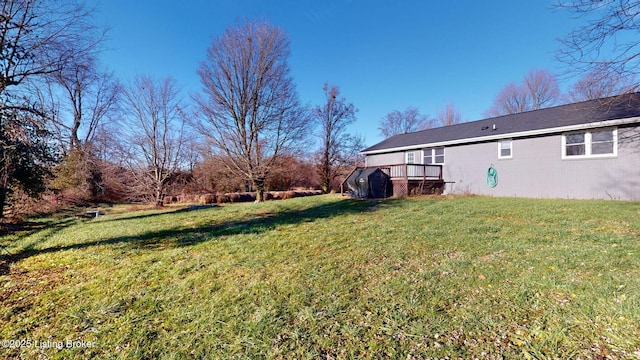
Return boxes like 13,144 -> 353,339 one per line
359,93 -> 640,201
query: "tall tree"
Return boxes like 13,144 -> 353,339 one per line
436,102 -> 463,127
121,75 -> 186,207
0,0 -> 98,217
378,106 -> 431,138
314,83 -> 359,193
557,0 -> 640,91
194,20 -> 310,202
485,69 -> 560,117
45,53 -> 121,200
48,54 -> 121,153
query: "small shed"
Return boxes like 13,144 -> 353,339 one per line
345,168 -> 392,199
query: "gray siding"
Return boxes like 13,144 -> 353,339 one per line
367,126 -> 640,201
365,152 -> 404,167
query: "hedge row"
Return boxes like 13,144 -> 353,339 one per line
164,190 -> 322,205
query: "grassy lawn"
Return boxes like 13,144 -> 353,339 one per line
1,195 -> 640,359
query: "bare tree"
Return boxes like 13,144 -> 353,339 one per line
194,20 -> 310,202
192,153 -> 248,194
49,54 -> 121,153
486,83 -> 529,116
121,75 -> 186,207
485,69 -> 560,117
0,0 -> 97,96
565,71 -> 634,103
266,153 -> 321,191
378,106 -> 431,138
42,53 -> 121,200
524,69 -> 560,109
557,0 -> 640,91
436,102 -> 463,127
0,0 -> 98,217
314,83 -> 359,193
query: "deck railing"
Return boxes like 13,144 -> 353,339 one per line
376,163 -> 443,180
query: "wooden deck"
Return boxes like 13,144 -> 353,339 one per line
342,164 -> 444,197
376,163 -> 442,181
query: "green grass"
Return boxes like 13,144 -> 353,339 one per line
1,195 -> 640,359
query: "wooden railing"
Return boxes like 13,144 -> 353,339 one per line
376,163 -> 443,180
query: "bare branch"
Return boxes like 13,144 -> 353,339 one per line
314,83 -> 358,193
556,0 -> 640,91
485,69 -> 560,117
120,75 -> 186,206
193,19 -> 310,201
378,106 -> 431,138
0,0 -> 99,95
436,102 -> 464,127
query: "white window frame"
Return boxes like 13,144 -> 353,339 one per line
498,139 -> 513,159
405,151 -> 416,164
422,147 -> 445,165
562,128 -> 618,159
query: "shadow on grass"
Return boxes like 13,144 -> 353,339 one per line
1,198 -> 398,272
0,217 -> 80,275
96,204 -> 219,224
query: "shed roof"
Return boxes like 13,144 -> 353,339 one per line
362,93 -> 640,154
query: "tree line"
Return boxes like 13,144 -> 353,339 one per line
1,0 -> 638,218
0,3 -> 363,217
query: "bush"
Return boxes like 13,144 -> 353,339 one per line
237,192 -> 256,202
216,194 -> 230,204
163,196 -> 178,204
282,191 -> 296,200
201,194 -> 217,204
159,189 -> 322,206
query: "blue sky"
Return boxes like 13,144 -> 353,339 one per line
95,0 -> 582,146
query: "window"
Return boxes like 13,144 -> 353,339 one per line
406,151 -> 415,164
498,140 -> 512,159
423,147 -> 445,164
591,129 -> 615,155
565,133 -> 586,156
562,128 -> 617,158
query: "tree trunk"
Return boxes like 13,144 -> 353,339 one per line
320,179 -> 330,194
155,185 -> 164,207
319,152 -> 331,193
253,178 -> 265,202
0,186 -> 6,218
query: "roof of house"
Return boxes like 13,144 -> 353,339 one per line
362,93 -> 640,154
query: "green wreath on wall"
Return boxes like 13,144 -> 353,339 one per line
486,166 -> 498,188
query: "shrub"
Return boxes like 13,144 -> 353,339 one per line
163,196 -> 178,205
227,193 -> 240,203
237,192 -> 256,202
216,194 -> 230,204
201,194 -> 217,204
